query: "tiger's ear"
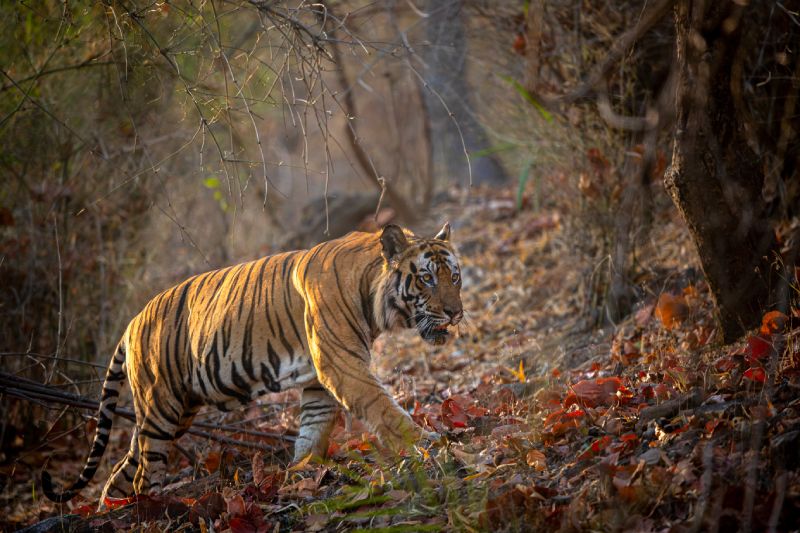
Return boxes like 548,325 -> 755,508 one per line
380,224 -> 409,263
433,222 -> 451,241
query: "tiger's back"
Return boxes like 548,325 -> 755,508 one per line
127,250 -> 314,420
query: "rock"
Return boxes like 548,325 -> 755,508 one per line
638,448 -> 662,465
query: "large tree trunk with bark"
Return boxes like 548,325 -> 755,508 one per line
665,0 -> 781,342
422,0 -> 508,186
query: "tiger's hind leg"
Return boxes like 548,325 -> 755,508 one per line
132,407 -> 181,495
99,427 -> 140,506
293,386 -> 339,461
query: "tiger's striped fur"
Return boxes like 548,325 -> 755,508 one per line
42,223 -> 462,504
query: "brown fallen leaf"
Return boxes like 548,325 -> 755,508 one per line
526,449 -> 547,471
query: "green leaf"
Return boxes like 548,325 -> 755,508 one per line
203,176 -> 221,189
500,75 -> 553,123
470,142 -> 518,159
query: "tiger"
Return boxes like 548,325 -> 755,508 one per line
42,223 -> 463,505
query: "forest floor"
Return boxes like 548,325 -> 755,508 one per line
4,185 -> 800,532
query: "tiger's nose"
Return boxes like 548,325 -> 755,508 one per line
444,306 -> 463,324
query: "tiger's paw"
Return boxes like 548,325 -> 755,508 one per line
420,431 -> 442,447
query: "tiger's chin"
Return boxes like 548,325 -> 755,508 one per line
419,323 -> 453,346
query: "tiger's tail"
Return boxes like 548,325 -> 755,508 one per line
42,341 -> 127,503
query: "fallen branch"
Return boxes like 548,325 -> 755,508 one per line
0,372 -> 296,453
635,387 -> 704,430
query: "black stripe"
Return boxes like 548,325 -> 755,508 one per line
282,255 -> 304,346
242,304 -> 256,380
238,261 -> 258,319
254,257 -> 269,301
163,330 -> 179,396
260,361 -> 280,392
106,370 -> 125,381
230,362 -> 250,396
267,343 -> 282,384
143,451 -> 168,462
302,404 -> 334,413
152,399 -> 181,425
172,322 -> 186,395
197,369 -> 209,396
174,280 -> 192,327
140,422 -> 173,440
209,332 -> 250,402
223,265 -> 246,307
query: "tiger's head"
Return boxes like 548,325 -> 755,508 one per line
376,223 -> 463,346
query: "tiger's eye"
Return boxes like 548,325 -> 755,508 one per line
452,273 -> 460,284
421,273 -> 434,284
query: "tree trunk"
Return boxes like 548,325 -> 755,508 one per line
422,0 -> 508,186
665,0 -> 781,342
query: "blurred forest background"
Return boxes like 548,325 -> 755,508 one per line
2,0 -> 800,530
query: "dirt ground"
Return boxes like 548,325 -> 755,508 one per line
3,184 -> 800,532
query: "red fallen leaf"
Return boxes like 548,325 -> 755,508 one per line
189,492 -> 226,524
564,377 -> 630,408
761,310 -> 788,335
105,495 -> 189,521
640,384 -> 655,399
252,453 -> 283,498
227,494 -> 247,517
104,495 -> 140,510
744,366 -> 766,383
747,335 -> 772,360
544,407 -> 584,426
564,409 -> 586,419
612,433 -> 639,453
655,292 -> 688,329
466,405 -> 489,417
654,383 -> 673,400
242,481 -> 279,503
705,419 -> 722,436
71,503 -> 96,517
578,435 -> 612,461
552,368 -> 561,378
205,451 -> 221,474
344,434 -> 377,452
226,496 -> 270,533
441,398 -> 469,428
512,34 -> 526,55
672,423 -> 690,434
326,440 -> 341,457
229,516 -> 269,533
543,407 -> 585,438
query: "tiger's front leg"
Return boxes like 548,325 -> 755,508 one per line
293,385 -> 339,461
306,321 -> 427,453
